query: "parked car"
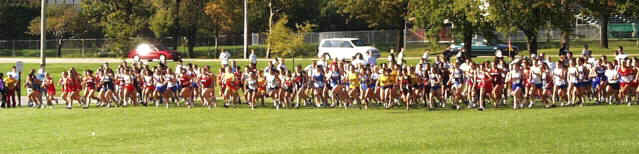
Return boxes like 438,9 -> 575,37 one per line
447,39 -> 519,57
128,43 -> 181,61
317,38 -> 381,60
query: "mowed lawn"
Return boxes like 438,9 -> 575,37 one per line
0,105 -> 638,153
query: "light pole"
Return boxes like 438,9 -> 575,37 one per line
41,0 -> 47,66
243,0 -> 248,59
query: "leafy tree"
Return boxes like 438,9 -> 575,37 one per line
410,0 -> 490,58
580,0 -> 639,48
487,0 -> 553,54
267,16 -> 315,57
0,1 -> 39,40
203,0 -> 236,52
150,0 -> 176,39
333,0 -> 409,51
265,0 -> 297,58
27,5 -> 87,57
81,0 -> 154,56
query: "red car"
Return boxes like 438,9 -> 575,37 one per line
128,43 -> 181,61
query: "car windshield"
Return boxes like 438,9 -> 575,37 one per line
351,40 -> 368,46
472,39 -> 488,46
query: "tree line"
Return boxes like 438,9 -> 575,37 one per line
1,0 -> 637,58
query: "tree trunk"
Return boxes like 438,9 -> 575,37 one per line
175,0 -> 181,51
395,18 -> 405,51
56,38 -> 63,57
600,3 -> 609,49
187,31 -> 196,58
462,25 -> 473,59
266,0 -> 273,58
524,31 -> 538,55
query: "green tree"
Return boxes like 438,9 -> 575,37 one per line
580,0 -> 639,48
82,0 -> 153,56
487,0 -> 553,54
27,5 -> 87,57
267,16 -> 315,57
0,1 -> 39,40
204,0 -> 236,52
410,0 -> 490,58
333,0 -> 409,51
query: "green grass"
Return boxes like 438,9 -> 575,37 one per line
1,104 -> 638,153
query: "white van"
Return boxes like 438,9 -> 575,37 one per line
317,38 -> 380,60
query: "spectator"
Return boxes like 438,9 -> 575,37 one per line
0,73 -> 4,108
3,73 -> 17,108
277,58 -> 288,72
422,50 -> 430,61
615,46 -> 627,65
397,48 -> 405,65
365,50 -> 377,66
249,49 -> 257,66
581,44 -> 592,57
7,66 -> 18,80
219,49 -> 231,67
559,43 -> 570,56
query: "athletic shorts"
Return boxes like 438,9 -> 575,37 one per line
511,83 -> 523,91
156,85 -> 167,93
430,85 -> 441,91
608,83 -> 620,90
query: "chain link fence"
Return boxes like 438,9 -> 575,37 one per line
1,24 -> 637,58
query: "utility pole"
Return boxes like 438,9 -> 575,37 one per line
41,0 -> 47,66
243,0 -> 248,59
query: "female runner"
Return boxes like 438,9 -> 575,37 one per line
312,66 -> 326,108
246,71 -> 258,110
200,66 -> 216,109
82,70 -> 98,108
428,67 -> 445,110
605,62 -> 620,104
179,68 -> 194,108
346,66 -> 360,110
506,64 -> 524,109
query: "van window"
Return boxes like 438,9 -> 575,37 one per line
339,41 -> 353,48
321,40 -> 335,47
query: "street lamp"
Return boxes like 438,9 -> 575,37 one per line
243,0 -> 248,59
41,0 -> 47,66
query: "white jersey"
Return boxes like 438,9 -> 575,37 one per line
605,69 -> 618,83
568,67 -> 578,83
530,66 -> 542,84
553,68 -> 566,85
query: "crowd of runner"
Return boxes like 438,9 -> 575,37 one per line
0,46 -> 637,111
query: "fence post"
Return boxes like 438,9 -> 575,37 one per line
12,40 -> 16,56
81,39 -> 85,56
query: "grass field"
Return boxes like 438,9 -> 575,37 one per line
1,104 -> 638,153
2,46 -> 639,153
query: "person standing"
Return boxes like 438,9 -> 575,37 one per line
249,49 -> 257,69
4,73 -> 17,108
581,44 -> 592,57
365,50 -> 377,66
397,48 -> 405,65
219,49 -> 231,67
559,43 -> 570,56
0,73 -> 5,109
